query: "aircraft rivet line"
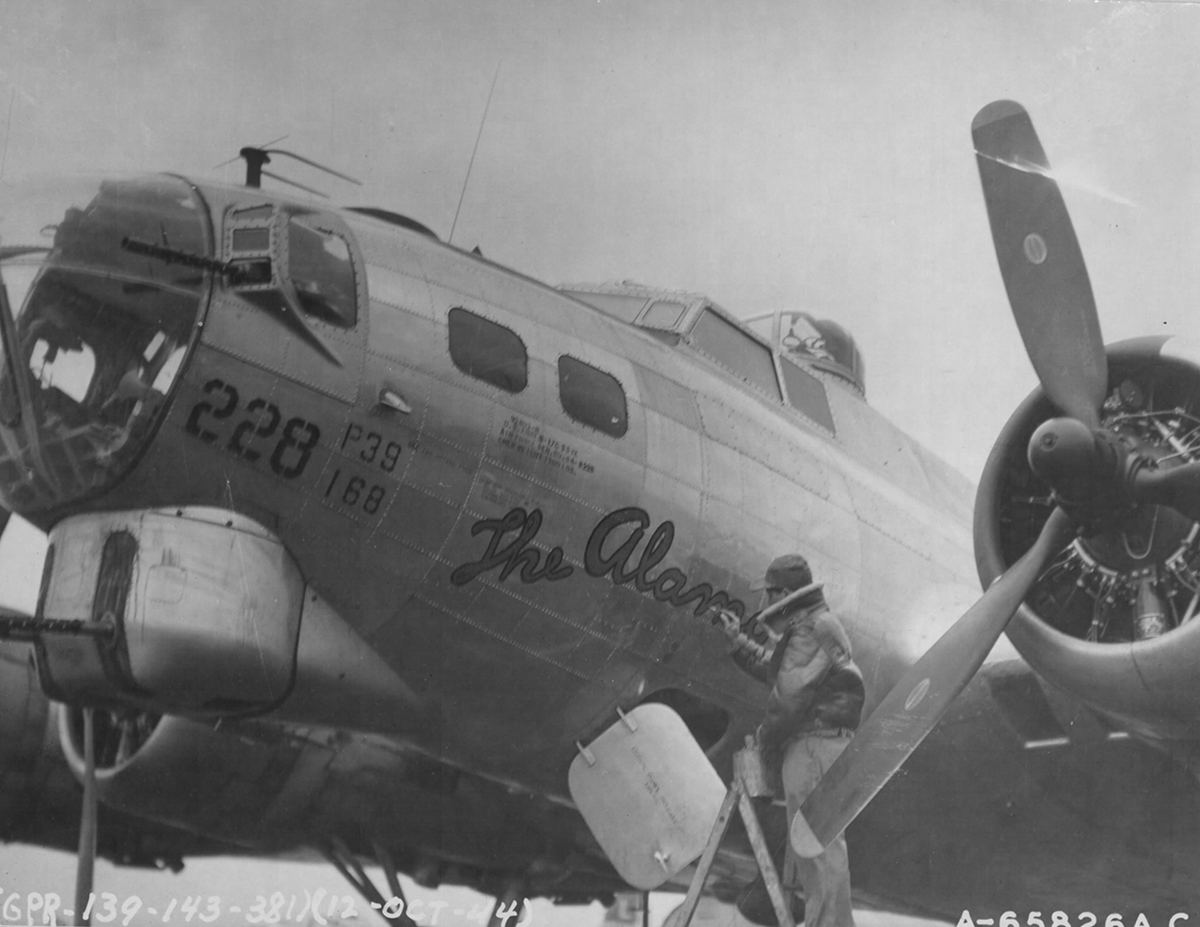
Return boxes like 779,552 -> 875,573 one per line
367,292 -> 436,321
693,424 -> 831,498
412,594 -> 591,679
202,339 -> 353,402
360,520 -> 446,559
642,462 -> 704,492
474,458 -> 611,512
427,574 -> 609,641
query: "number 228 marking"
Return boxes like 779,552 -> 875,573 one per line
185,379 -> 321,480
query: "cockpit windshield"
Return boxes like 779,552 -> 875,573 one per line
745,310 -> 866,395
0,175 -> 209,512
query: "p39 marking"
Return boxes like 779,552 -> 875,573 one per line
318,421 -> 407,519
339,421 -> 403,473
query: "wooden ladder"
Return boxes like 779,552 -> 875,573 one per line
674,737 -> 796,927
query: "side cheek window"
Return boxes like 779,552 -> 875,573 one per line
287,219 -> 357,328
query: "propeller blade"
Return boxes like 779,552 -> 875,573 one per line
790,507 -> 1072,858
973,100 -> 1107,429
74,707 -> 98,926
1131,460 -> 1200,523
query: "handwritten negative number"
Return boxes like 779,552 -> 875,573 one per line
185,379 -> 321,480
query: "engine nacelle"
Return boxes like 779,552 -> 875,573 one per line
1,642 -> 212,866
976,336 -> 1200,741
33,505 -> 434,733
57,704 -> 326,847
0,641 -> 62,841
35,507 -> 303,714
56,703 -> 542,867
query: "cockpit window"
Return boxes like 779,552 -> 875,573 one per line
560,291 -> 647,324
0,175 -> 208,512
641,299 -> 687,330
688,307 -> 782,400
780,357 -> 835,432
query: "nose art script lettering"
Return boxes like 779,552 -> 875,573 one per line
450,508 -> 574,586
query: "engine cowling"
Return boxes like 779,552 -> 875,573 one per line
56,702 -> 552,874
0,642 -> 226,867
976,336 -> 1200,741
57,704 -> 318,847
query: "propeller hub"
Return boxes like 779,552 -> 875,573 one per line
1027,417 -> 1118,499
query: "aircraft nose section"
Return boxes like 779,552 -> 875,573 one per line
0,175 -> 211,516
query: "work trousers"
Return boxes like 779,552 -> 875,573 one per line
780,734 -> 855,927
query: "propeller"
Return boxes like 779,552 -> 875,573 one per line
791,508 -> 1072,857
979,104 -> 1200,528
971,100 -> 1106,430
788,100 -> 1147,858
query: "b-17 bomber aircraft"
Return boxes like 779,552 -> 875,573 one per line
1,100 -> 1199,925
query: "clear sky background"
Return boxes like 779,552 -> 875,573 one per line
0,0 -> 1197,924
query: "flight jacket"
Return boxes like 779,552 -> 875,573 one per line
731,596 -> 866,763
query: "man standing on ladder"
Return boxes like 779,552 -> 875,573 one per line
722,554 -> 865,927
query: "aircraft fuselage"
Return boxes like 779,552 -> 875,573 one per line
0,175 -> 980,794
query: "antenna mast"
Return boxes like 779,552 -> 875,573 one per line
449,64 -> 502,246
218,139 -> 362,197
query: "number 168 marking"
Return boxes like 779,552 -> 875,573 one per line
325,468 -> 387,515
